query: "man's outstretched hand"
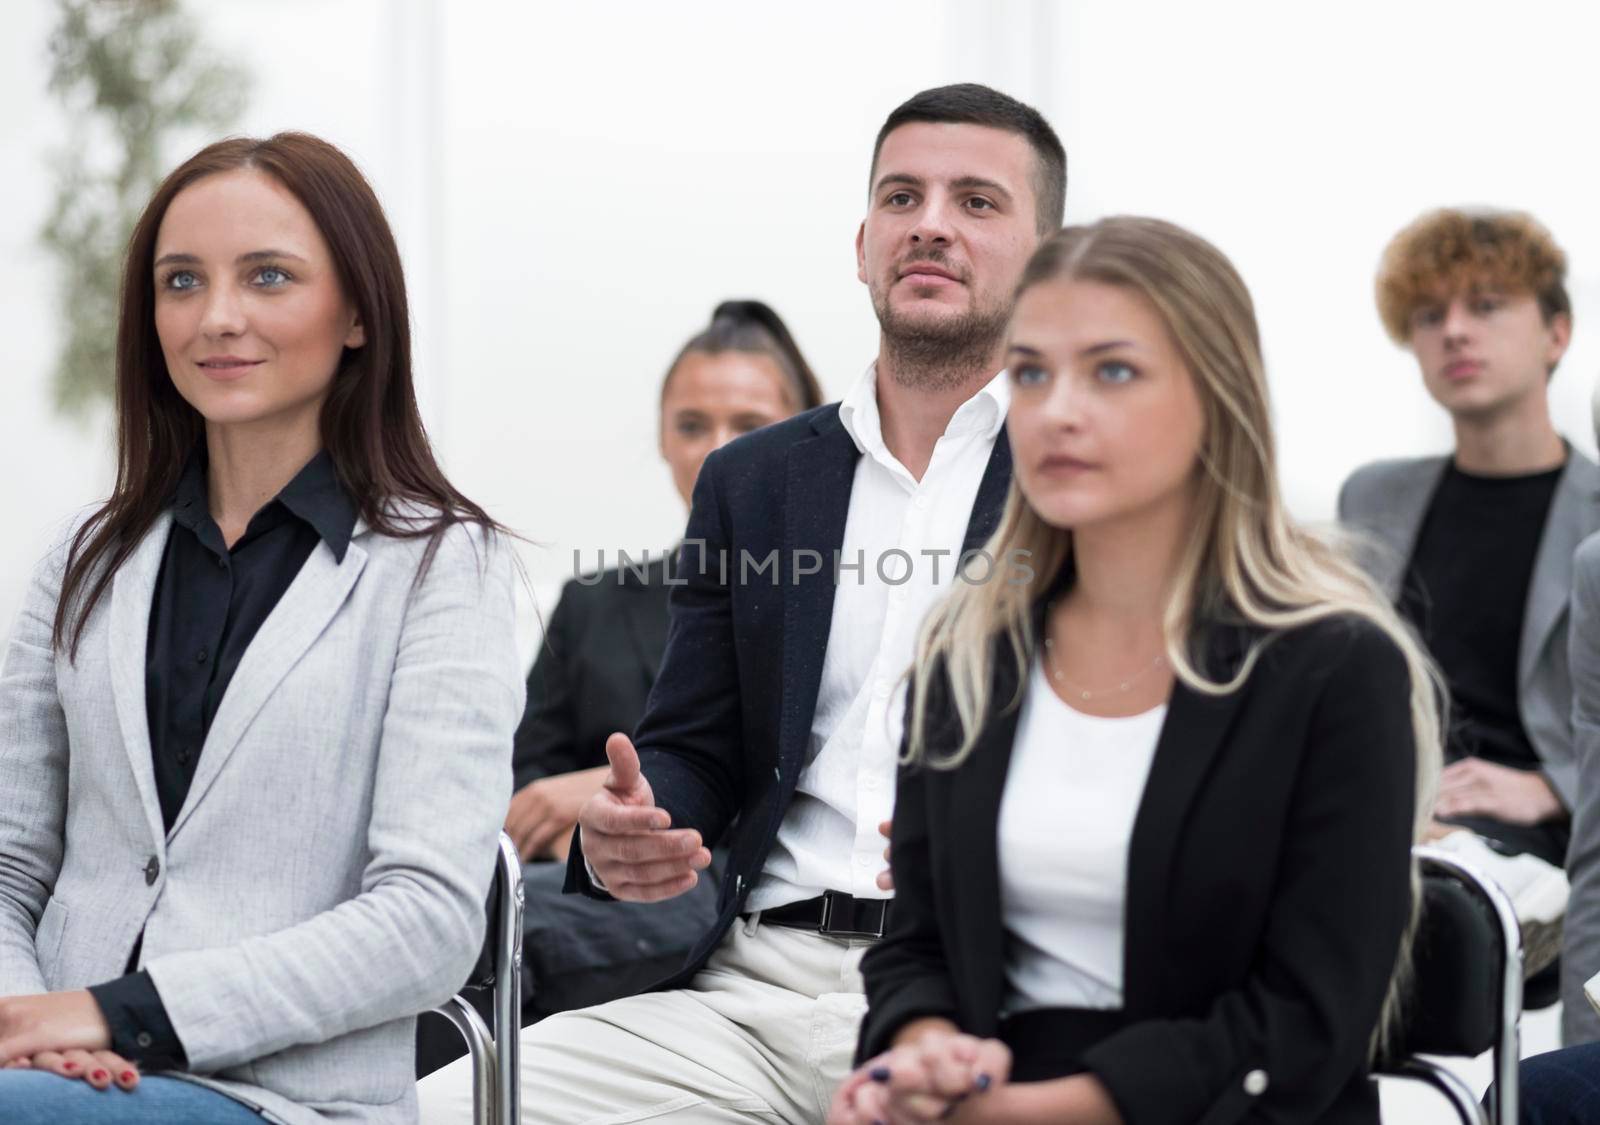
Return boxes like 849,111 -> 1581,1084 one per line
576,733 -> 712,902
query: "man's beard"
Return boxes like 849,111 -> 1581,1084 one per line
873,283 -> 1010,392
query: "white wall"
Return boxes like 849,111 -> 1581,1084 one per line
0,0 -> 118,625
4,0 -> 1598,649
1049,0 -> 1600,518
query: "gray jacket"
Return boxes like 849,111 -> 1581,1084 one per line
1336,448 -> 1600,810
0,511 -> 522,1125
1563,531 -> 1600,1043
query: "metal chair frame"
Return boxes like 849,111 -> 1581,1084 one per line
1388,1057 -> 1489,1125
427,844 -> 1523,1125
1376,845 -> 1524,1125
430,831 -> 525,1125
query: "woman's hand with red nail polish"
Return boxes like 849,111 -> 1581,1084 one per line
91,1049 -> 139,1091
0,990 -> 111,1064
19,1047 -> 139,1091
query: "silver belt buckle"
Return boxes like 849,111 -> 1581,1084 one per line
818,890 -> 887,940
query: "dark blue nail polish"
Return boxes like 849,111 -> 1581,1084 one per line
869,1065 -> 891,1082
975,1072 -> 993,1091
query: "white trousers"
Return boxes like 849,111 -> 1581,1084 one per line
417,914 -> 871,1124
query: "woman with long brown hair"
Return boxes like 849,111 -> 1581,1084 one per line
830,217 -> 1442,1124
0,133 -> 522,1124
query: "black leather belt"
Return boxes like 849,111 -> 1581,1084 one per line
754,890 -> 892,940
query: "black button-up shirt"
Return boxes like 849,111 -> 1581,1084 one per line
88,448 -> 356,1068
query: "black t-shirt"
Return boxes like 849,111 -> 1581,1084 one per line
1398,459 -> 1565,861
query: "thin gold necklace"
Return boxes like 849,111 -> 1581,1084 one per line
1042,633 -> 1167,703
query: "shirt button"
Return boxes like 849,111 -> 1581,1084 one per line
144,856 -> 160,886
1243,1069 -> 1269,1096
195,648 -> 208,664
135,1031 -> 154,1049
915,495 -> 930,510
216,555 -> 227,569
177,746 -> 193,767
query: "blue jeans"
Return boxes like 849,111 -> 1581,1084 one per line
1517,1042 -> 1600,1124
0,1070 -> 263,1124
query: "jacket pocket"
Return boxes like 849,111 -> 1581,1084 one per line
35,898 -> 68,985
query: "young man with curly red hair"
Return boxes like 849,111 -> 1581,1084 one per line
1340,208 -> 1600,1023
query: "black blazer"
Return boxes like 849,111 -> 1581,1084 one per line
566,402 -> 1013,987
857,606 -> 1418,1125
513,556 -> 672,791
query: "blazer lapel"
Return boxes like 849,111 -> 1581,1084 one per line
942,642 -> 1025,1026
1519,451 -> 1600,687
1369,459 -> 1447,602
962,426 -> 1013,554
1122,624 -> 1253,1016
107,514 -> 175,853
780,409 -> 860,774
167,534 -> 368,841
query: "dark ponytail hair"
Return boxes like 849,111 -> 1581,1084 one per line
661,299 -> 824,411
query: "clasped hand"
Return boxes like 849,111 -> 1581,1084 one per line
0,990 -> 140,1091
829,1027 -> 1012,1125
576,733 -> 712,901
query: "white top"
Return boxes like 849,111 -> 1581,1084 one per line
747,364 -> 1009,912
999,657 -> 1167,1013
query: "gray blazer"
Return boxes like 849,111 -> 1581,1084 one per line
0,511 -> 523,1125
1336,448 -> 1600,810
1563,530 -> 1600,1043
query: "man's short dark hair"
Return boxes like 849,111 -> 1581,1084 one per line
870,83 -> 1066,236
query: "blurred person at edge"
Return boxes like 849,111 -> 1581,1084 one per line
830,217 -> 1439,1125
504,300 -> 824,867
419,82 -> 1063,1124
1509,381 -> 1600,1125
415,301 -> 823,1076
1338,209 -> 1600,1017
0,133 -> 521,1125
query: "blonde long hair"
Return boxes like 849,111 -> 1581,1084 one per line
905,216 -> 1442,1054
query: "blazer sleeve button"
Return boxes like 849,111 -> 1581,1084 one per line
135,1031 -> 153,1048
1243,1069 -> 1269,1096
144,856 -> 160,886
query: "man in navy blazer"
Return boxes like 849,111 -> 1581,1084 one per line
418,83 -> 1065,1124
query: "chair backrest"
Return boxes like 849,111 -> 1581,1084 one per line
460,834 -> 522,992
1374,847 -> 1522,1125
426,833 -> 523,1125
1387,867 -> 1505,1059
463,866 -> 505,990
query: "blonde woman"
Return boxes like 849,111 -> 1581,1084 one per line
829,217 -> 1441,1125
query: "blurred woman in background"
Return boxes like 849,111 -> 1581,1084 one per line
504,299 -> 824,865
416,300 -> 823,1074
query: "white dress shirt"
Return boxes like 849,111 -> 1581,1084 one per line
747,364 -> 1009,913
999,658 -> 1166,1012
